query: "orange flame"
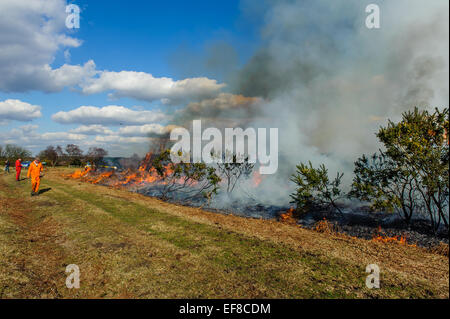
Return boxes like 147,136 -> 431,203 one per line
65,152 -> 184,189
372,226 -> 416,247
92,171 -> 114,184
279,208 -> 298,224
138,152 -> 153,172
67,167 -> 91,179
313,218 -> 337,234
252,171 -> 262,187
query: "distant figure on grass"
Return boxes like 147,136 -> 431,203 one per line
4,159 -> 10,173
15,158 -> 22,181
27,157 -> 44,196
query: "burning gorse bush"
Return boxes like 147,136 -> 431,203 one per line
290,107 -> 449,233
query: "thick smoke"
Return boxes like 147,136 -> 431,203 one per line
162,0 -> 449,206
216,0 -> 449,205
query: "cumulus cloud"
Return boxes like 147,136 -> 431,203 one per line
94,135 -> 149,144
0,99 -> 42,121
40,132 -> 87,141
69,125 -> 114,136
0,122 -> 171,156
0,124 -> 88,150
52,105 -> 167,126
0,0 -> 226,103
46,60 -> 97,91
118,124 -> 175,137
0,0 -> 98,92
81,71 -> 225,104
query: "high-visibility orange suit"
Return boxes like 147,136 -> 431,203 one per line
27,161 -> 43,195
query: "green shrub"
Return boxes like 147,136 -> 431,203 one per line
290,162 -> 344,214
351,107 -> 449,231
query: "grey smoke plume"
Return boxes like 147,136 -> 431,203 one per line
165,0 -> 449,206
217,0 -> 449,204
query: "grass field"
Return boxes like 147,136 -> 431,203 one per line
0,167 -> 448,299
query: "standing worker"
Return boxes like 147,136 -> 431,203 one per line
15,158 -> 22,181
4,159 -> 10,173
27,157 -> 43,196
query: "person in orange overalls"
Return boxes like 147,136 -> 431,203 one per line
27,157 -> 44,196
15,158 -> 22,181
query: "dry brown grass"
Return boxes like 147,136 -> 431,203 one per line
428,242 -> 449,258
313,218 -> 338,234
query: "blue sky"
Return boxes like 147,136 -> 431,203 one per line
0,0 -> 261,155
70,0 -> 256,74
0,0 -> 448,162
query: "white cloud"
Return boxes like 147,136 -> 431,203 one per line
40,132 -> 86,141
94,135 -> 149,144
81,71 -> 225,104
0,99 -> 42,121
118,124 -> 172,137
69,125 -> 114,136
0,122 -> 172,156
52,105 -> 167,126
1,125 -> 88,150
46,60 -> 97,91
0,0 -> 97,92
17,124 -> 39,133
64,49 -> 71,62
0,0 -> 227,103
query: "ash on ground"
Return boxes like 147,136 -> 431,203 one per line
296,207 -> 448,248
136,186 -> 448,248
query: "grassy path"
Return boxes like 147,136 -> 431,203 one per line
0,168 -> 448,298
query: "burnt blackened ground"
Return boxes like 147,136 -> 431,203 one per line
296,208 -> 449,248
137,186 -> 448,248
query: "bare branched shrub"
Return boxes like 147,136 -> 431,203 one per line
152,150 -> 221,201
214,152 -> 255,194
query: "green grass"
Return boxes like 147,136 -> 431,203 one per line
0,168 -> 448,298
43,178 -> 362,298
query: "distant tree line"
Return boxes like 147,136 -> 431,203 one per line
38,144 -> 108,167
0,143 -> 108,168
0,144 -> 32,163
